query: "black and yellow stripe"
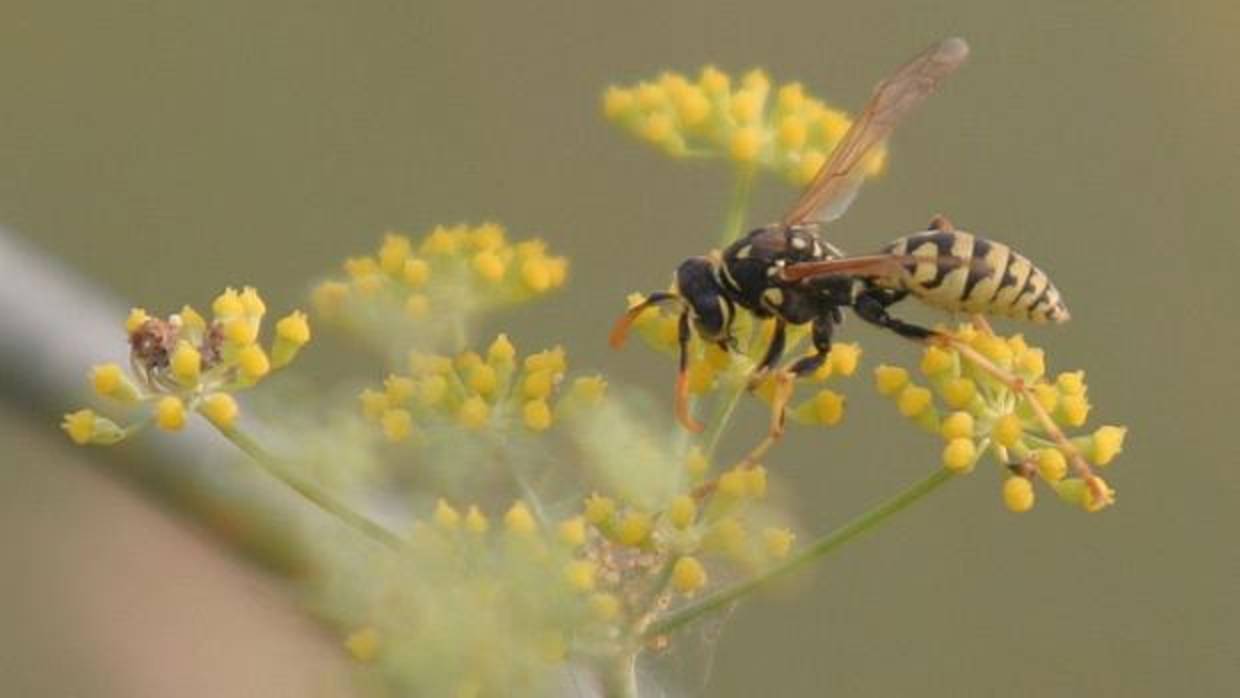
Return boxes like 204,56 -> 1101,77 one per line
881,230 -> 1069,323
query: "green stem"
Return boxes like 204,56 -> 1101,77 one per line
599,651 -> 639,698
718,165 -> 756,246
645,467 -> 954,638
217,425 -> 405,550
703,383 -> 745,462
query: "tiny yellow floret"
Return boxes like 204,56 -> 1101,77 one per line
1088,426 -> 1126,466
571,375 -> 608,405
522,369 -> 554,400
1059,394 -> 1091,427
169,341 -> 201,385
521,258 -> 554,292
1035,448 -> 1068,482
433,499 -> 460,530
237,344 -> 271,382
897,385 -> 933,418
559,516 -> 587,547
615,511 -> 652,546
1002,476 -> 1035,513
942,438 -> 977,474
875,364 -> 910,396
763,528 -> 794,558
992,413 -> 1024,449
91,363 -> 138,402
583,494 -> 616,526
828,343 -> 861,376
62,409 -> 99,445
522,399 -> 553,432
940,411 -> 974,440
729,126 -> 763,163
378,233 -> 412,275
777,115 -> 807,149
224,317 -> 258,346
212,288 -> 244,319
811,389 -> 845,426
415,374 -> 445,407
155,396 -> 187,431
672,556 -> 707,594
201,393 -> 239,429
465,506 -> 489,534
275,310 -> 311,345
468,364 -> 498,397
488,333 -> 516,364
381,409 -> 414,443
602,85 -> 635,119
125,308 -> 150,333
504,500 -> 537,535
920,345 -> 955,376
239,287 -> 266,318
563,560 -> 596,592
457,395 -> 490,430
472,250 -> 506,282
345,627 -> 380,663
311,281 -> 349,318
685,447 -> 709,477
717,469 -> 747,498
942,377 -> 978,409
402,257 -> 430,288
1056,371 -> 1087,395
668,495 -> 697,529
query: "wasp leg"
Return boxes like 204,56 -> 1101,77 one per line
609,291 -> 680,348
787,312 -> 837,377
673,310 -> 705,433
746,318 -> 788,390
853,289 -> 937,342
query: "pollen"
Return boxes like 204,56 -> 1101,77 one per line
942,438 -> 977,474
504,500 -> 538,535
563,560 -> 597,592
583,494 -> 616,526
1002,476 -> 1035,513
201,393 -> 239,429
672,556 -> 707,594
522,399 -> 553,432
457,395 -> 490,430
381,409 -> 414,443
155,396 -> 187,431
875,364 -> 910,396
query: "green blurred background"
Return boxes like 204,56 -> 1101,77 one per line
2,1 -> 1236,695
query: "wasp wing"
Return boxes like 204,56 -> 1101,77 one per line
782,37 -> 970,227
782,252 -> 993,283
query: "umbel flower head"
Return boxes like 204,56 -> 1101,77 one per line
603,66 -> 886,185
875,324 -> 1126,512
62,287 -> 309,443
312,223 -> 567,349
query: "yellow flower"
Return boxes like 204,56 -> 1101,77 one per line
457,395 -> 490,429
763,528 -> 794,558
615,511 -> 652,546
402,257 -> 430,288
433,499 -> 460,530
559,516 -> 587,547
272,311 -> 311,368
920,345 -> 954,376
668,495 -> 697,529
570,375 -> 608,405
1035,448 -> 1067,482
563,560 -> 597,592
672,556 -> 707,594
583,494 -> 615,526
345,627 -> 381,663
504,501 -> 538,535
473,250 -> 506,282
729,126 -> 763,162
155,396 -> 187,431
941,377 -> 977,409
464,506 -> 489,534
875,365 -> 909,396
942,438 -> 977,474
1089,426 -> 1126,466
237,344 -> 271,382
378,233 -> 412,275
992,413 -> 1024,449
170,341 -> 201,386
1002,476 -> 1035,513
381,409 -> 414,443
897,385 -> 933,418
468,364 -> 498,397
359,388 -> 388,420
91,363 -> 139,402
212,288 -> 244,319
201,393 -> 239,429
125,307 -> 150,333
940,411 -> 974,440
61,409 -> 103,445
488,333 -> 516,364
522,399 -> 553,431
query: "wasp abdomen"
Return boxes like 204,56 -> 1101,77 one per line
883,230 -> 1069,323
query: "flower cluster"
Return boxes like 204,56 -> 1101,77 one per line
874,324 -> 1126,512
62,287 -> 309,444
338,453 -> 797,695
622,292 -> 861,428
312,224 -> 567,347
603,67 -> 884,185
358,334 -> 607,444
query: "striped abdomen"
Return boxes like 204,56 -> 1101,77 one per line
881,230 -> 1069,323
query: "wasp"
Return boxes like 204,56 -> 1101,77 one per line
612,37 -> 1068,433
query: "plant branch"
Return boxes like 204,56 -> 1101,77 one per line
216,424 -> 405,550
645,467 -> 954,638
718,165 -> 756,246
